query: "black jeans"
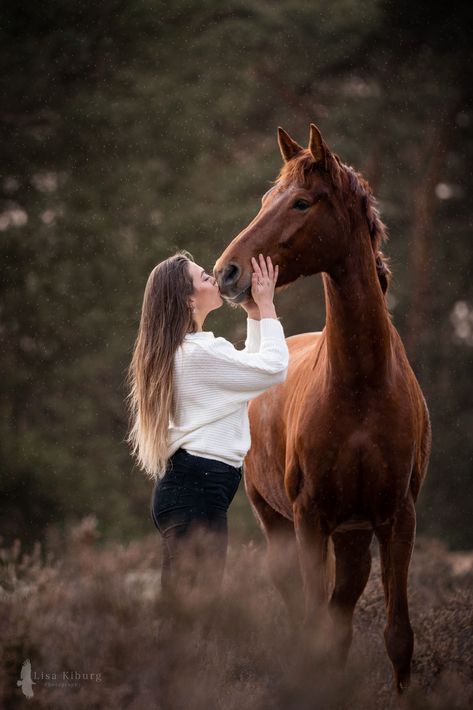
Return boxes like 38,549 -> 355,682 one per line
150,448 -> 242,597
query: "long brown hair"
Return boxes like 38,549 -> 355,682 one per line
126,250 -> 196,479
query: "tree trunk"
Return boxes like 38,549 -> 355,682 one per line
405,106 -> 459,372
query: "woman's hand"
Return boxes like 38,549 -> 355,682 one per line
240,254 -> 279,320
251,254 -> 279,308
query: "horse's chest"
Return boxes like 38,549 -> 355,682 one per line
298,422 -> 413,487
294,403 -> 415,521
296,390 -> 414,461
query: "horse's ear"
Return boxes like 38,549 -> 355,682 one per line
278,127 -> 303,163
308,123 -> 328,171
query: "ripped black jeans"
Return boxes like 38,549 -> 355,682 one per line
150,448 -> 242,597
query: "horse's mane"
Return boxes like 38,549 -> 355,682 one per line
275,150 -> 392,294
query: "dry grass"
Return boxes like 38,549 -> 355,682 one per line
1,518 -> 472,709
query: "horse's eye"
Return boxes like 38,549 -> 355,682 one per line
293,200 -> 310,211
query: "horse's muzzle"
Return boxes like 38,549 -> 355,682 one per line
215,261 -> 252,302
221,283 -> 252,304
219,262 -> 241,289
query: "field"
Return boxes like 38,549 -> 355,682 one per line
1,518 -> 472,709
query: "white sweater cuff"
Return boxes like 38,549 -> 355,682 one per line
260,317 -> 285,340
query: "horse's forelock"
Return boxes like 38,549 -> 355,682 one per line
274,150 -> 319,189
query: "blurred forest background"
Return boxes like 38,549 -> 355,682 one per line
1,0 -> 472,550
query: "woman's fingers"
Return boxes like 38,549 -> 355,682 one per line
258,253 -> 268,278
251,254 -> 278,286
250,255 -> 280,306
251,255 -> 262,278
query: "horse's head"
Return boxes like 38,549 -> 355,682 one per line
214,123 -> 390,303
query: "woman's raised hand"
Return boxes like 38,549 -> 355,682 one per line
251,254 -> 279,308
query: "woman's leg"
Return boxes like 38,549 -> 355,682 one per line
151,461 -> 198,595
159,516 -> 196,596
198,469 -> 241,595
195,510 -> 228,595
160,533 -> 172,594
151,455 -> 241,599
151,499 -> 178,596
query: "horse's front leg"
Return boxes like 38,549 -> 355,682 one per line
376,493 -> 416,694
329,529 -> 373,665
293,500 -> 331,630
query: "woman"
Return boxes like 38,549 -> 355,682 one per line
126,250 -> 289,600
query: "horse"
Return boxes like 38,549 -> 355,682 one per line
213,124 -> 431,694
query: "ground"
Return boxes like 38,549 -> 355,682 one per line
1,521 -> 472,709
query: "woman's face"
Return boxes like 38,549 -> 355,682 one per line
187,261 -> 223,315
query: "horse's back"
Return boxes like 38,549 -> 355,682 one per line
286,330 -> 323,353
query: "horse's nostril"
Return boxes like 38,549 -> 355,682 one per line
223,263 -> 241,287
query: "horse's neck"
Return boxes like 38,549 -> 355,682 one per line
322,233 -> 392,387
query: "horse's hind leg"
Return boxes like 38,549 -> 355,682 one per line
247,484 -> 304,628
375,493 -> 416,694
328,529 -> 373,665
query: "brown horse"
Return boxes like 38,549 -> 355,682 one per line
214,124 -> 431,694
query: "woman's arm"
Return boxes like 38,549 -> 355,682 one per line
242,317 -> 261,354
193,318 -> 289,403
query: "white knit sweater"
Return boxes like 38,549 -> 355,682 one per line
166,317 -> 289,473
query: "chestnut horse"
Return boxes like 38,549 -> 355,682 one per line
214,124 -> 431,694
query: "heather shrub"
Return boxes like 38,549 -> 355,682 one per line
1,521 -> 472,709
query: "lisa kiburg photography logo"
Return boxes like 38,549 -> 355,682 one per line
17,658 -> 102,698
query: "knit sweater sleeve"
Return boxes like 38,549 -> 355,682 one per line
196,318 -> 289,403
241,318 -> 261,353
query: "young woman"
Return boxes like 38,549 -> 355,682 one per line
126,251 -> 289,599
